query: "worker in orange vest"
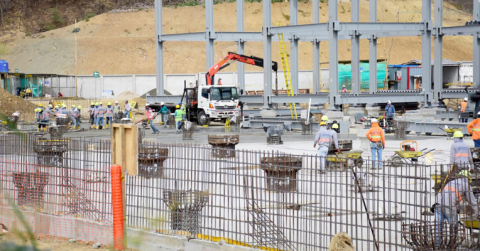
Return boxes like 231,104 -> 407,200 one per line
467,111 -> 480,148
460,97 -> 468,123
366,118 -> 385,169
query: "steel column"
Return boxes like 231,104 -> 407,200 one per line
351,0 -> 360,94
369,36 -> 377,93
474,0 -> 480,88
154,0 -> 164,95
290,0 -> 299,94
328,0 -> 339,107
433,0 -> 443,101
237,0 -> 245,91
312,0 -> 320,94
368,0 -> 377,94
205,0 -> 215,71
422,0 -> 432,101
262,0 -> 272,107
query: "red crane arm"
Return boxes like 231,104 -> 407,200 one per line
205,51 -> 278,86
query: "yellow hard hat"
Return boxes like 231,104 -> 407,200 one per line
49,104 -> 53,108
453,131 -> 464,138
321,115 -> 329,122
99,102 -> 103,105
77,105 -> 82,109
176,105 -> 180,109
71,105 -> 76,108
332,123 -> 339,129
55,104 -> 60,108
91,102 -> 95,105
320,122 -> 327,126
95,102 -> 99,106
62,104 -> 67,108
458,170 -> 472,183
38,103 -> 43,107
108,102 -> 112,106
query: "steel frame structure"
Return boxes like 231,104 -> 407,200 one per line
152,0 -> 480,108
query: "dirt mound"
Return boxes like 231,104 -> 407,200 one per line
0,88 -> 36,122
0,1 -> 474,76
116,91 -> 140,100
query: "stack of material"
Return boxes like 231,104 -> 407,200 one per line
365,105 -> 382,117
345,106 -> 365,124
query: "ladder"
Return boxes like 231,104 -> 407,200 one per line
276,22 -> 298,119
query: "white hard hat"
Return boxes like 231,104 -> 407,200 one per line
465,97 -> 468,101
343,85 -> 346,87
145,103 -> 150,107
371,118 -> 378,123
161,102 -> 165,105
388,100 -> 391,104
115,101 -> 119,103
477,111 -> 480,115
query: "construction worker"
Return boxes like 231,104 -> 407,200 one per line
145,104 -> 159,134
35,108 -> 41,131
105,102 -> 114,129
314,121 -> 340,173
385,100 -> 395,121
114,101 -> 121,112
433,170 -> 480,247
467,111 -> 480,148
460,97 -> 468,123
450,131 -> 474,171
47,104 -> 54,116
366,118 -> 385,169
75,106 -> 82,130
341,85 -> 347,93
70,105 -> 77,129
88,102 -> 95,129
61,104 -> 68,115
41,107 -> 49,132
174,105 -> 184,134
331,122 -> 340,133
96,102 -> 106,129
124,100 -> 131,118
160,102 -> 169,128
321,115 -> 329,126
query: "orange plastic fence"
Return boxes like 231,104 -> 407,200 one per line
111,165 -> 124,250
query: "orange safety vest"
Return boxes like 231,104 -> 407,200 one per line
455,153 -> 469,158
468,119 -> 480,140
443,186 -> 462,202
461,101 -> 467,112
367,125 -> 384,142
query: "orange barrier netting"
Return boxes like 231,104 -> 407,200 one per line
111,165 -> 124,250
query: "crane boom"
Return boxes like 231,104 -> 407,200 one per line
206,51 -> 278,86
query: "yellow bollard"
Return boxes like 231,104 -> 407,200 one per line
224,118 -> 230,128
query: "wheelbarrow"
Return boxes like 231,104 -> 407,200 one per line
389,140 -> 435,167
326,150 -> 364,171
438,126 -> 463,139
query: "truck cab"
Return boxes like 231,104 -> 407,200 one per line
197,85 -> 239,125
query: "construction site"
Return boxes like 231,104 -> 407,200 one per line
1,0 -> 480,250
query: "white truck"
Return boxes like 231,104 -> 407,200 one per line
147,52 -> 277,125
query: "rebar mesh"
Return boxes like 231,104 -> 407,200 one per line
3,133 -> 480,250
394,120 -> 409,140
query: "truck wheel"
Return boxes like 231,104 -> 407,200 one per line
198,111 -> 210,126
